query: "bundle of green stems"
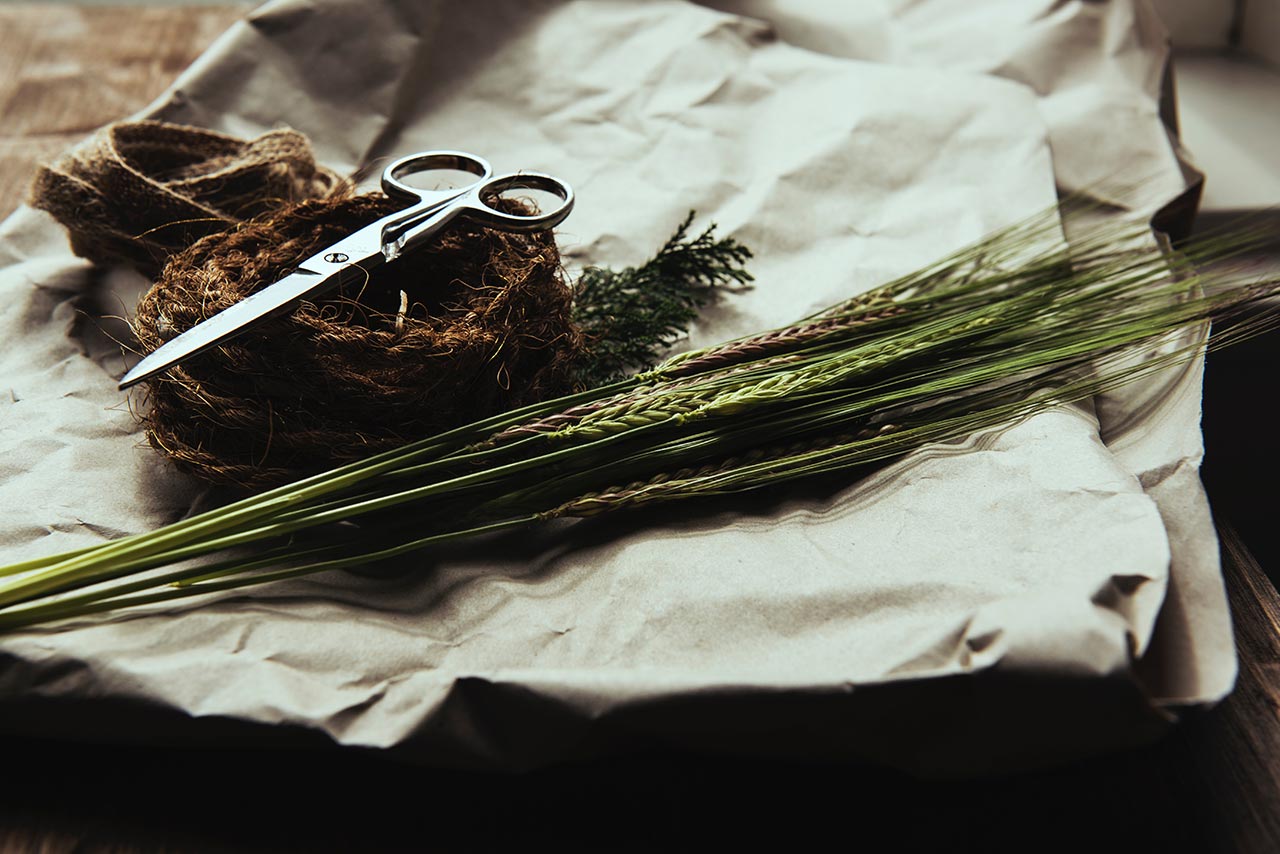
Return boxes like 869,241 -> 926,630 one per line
1,204 -> 1276,631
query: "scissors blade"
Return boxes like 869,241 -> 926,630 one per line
119,227 -> 386,390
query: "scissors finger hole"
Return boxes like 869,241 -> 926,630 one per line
392,166 -> 484,193
474,173 -> 575,231
480,185 -> 563,214
382,151 -> 491,201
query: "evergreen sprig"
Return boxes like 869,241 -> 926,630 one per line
571,212 -> 753,386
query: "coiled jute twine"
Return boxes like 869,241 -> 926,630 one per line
30,121 -> 349,278
135,193 -> 583,488
30,121 -> 584,489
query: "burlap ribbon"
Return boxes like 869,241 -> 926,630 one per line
29,120 -> 349,277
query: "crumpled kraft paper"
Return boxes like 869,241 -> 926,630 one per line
0,0 -> 1231,774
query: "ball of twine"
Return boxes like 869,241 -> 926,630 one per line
133,192 -> 584,489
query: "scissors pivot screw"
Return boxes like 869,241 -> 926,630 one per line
324,252 -> 350,263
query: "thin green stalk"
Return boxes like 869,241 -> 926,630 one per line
0,517 -> 537,633
0,379 -> 635,608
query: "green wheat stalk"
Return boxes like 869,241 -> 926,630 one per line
0,201 -> 1276,632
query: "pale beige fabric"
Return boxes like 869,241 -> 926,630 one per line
0,0 -> 1223,773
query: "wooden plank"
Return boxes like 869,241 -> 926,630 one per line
1200,525 -> 1280,850
0,4 -> 248,222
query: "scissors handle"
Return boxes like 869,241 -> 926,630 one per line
392,171 -> 575,258
377,150 -> 493,244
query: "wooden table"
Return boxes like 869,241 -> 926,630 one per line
1,5 -> 1277,851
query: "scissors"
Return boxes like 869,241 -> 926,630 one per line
118,150 -> 574,390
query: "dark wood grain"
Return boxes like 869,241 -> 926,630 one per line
0,4 -> 247,221
1205,526 -> 1280,848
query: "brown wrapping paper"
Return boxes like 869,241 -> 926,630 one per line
0,0 -> 1230,774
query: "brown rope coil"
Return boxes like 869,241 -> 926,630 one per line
29,120 -> 349,277
133,193 -> 584,489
